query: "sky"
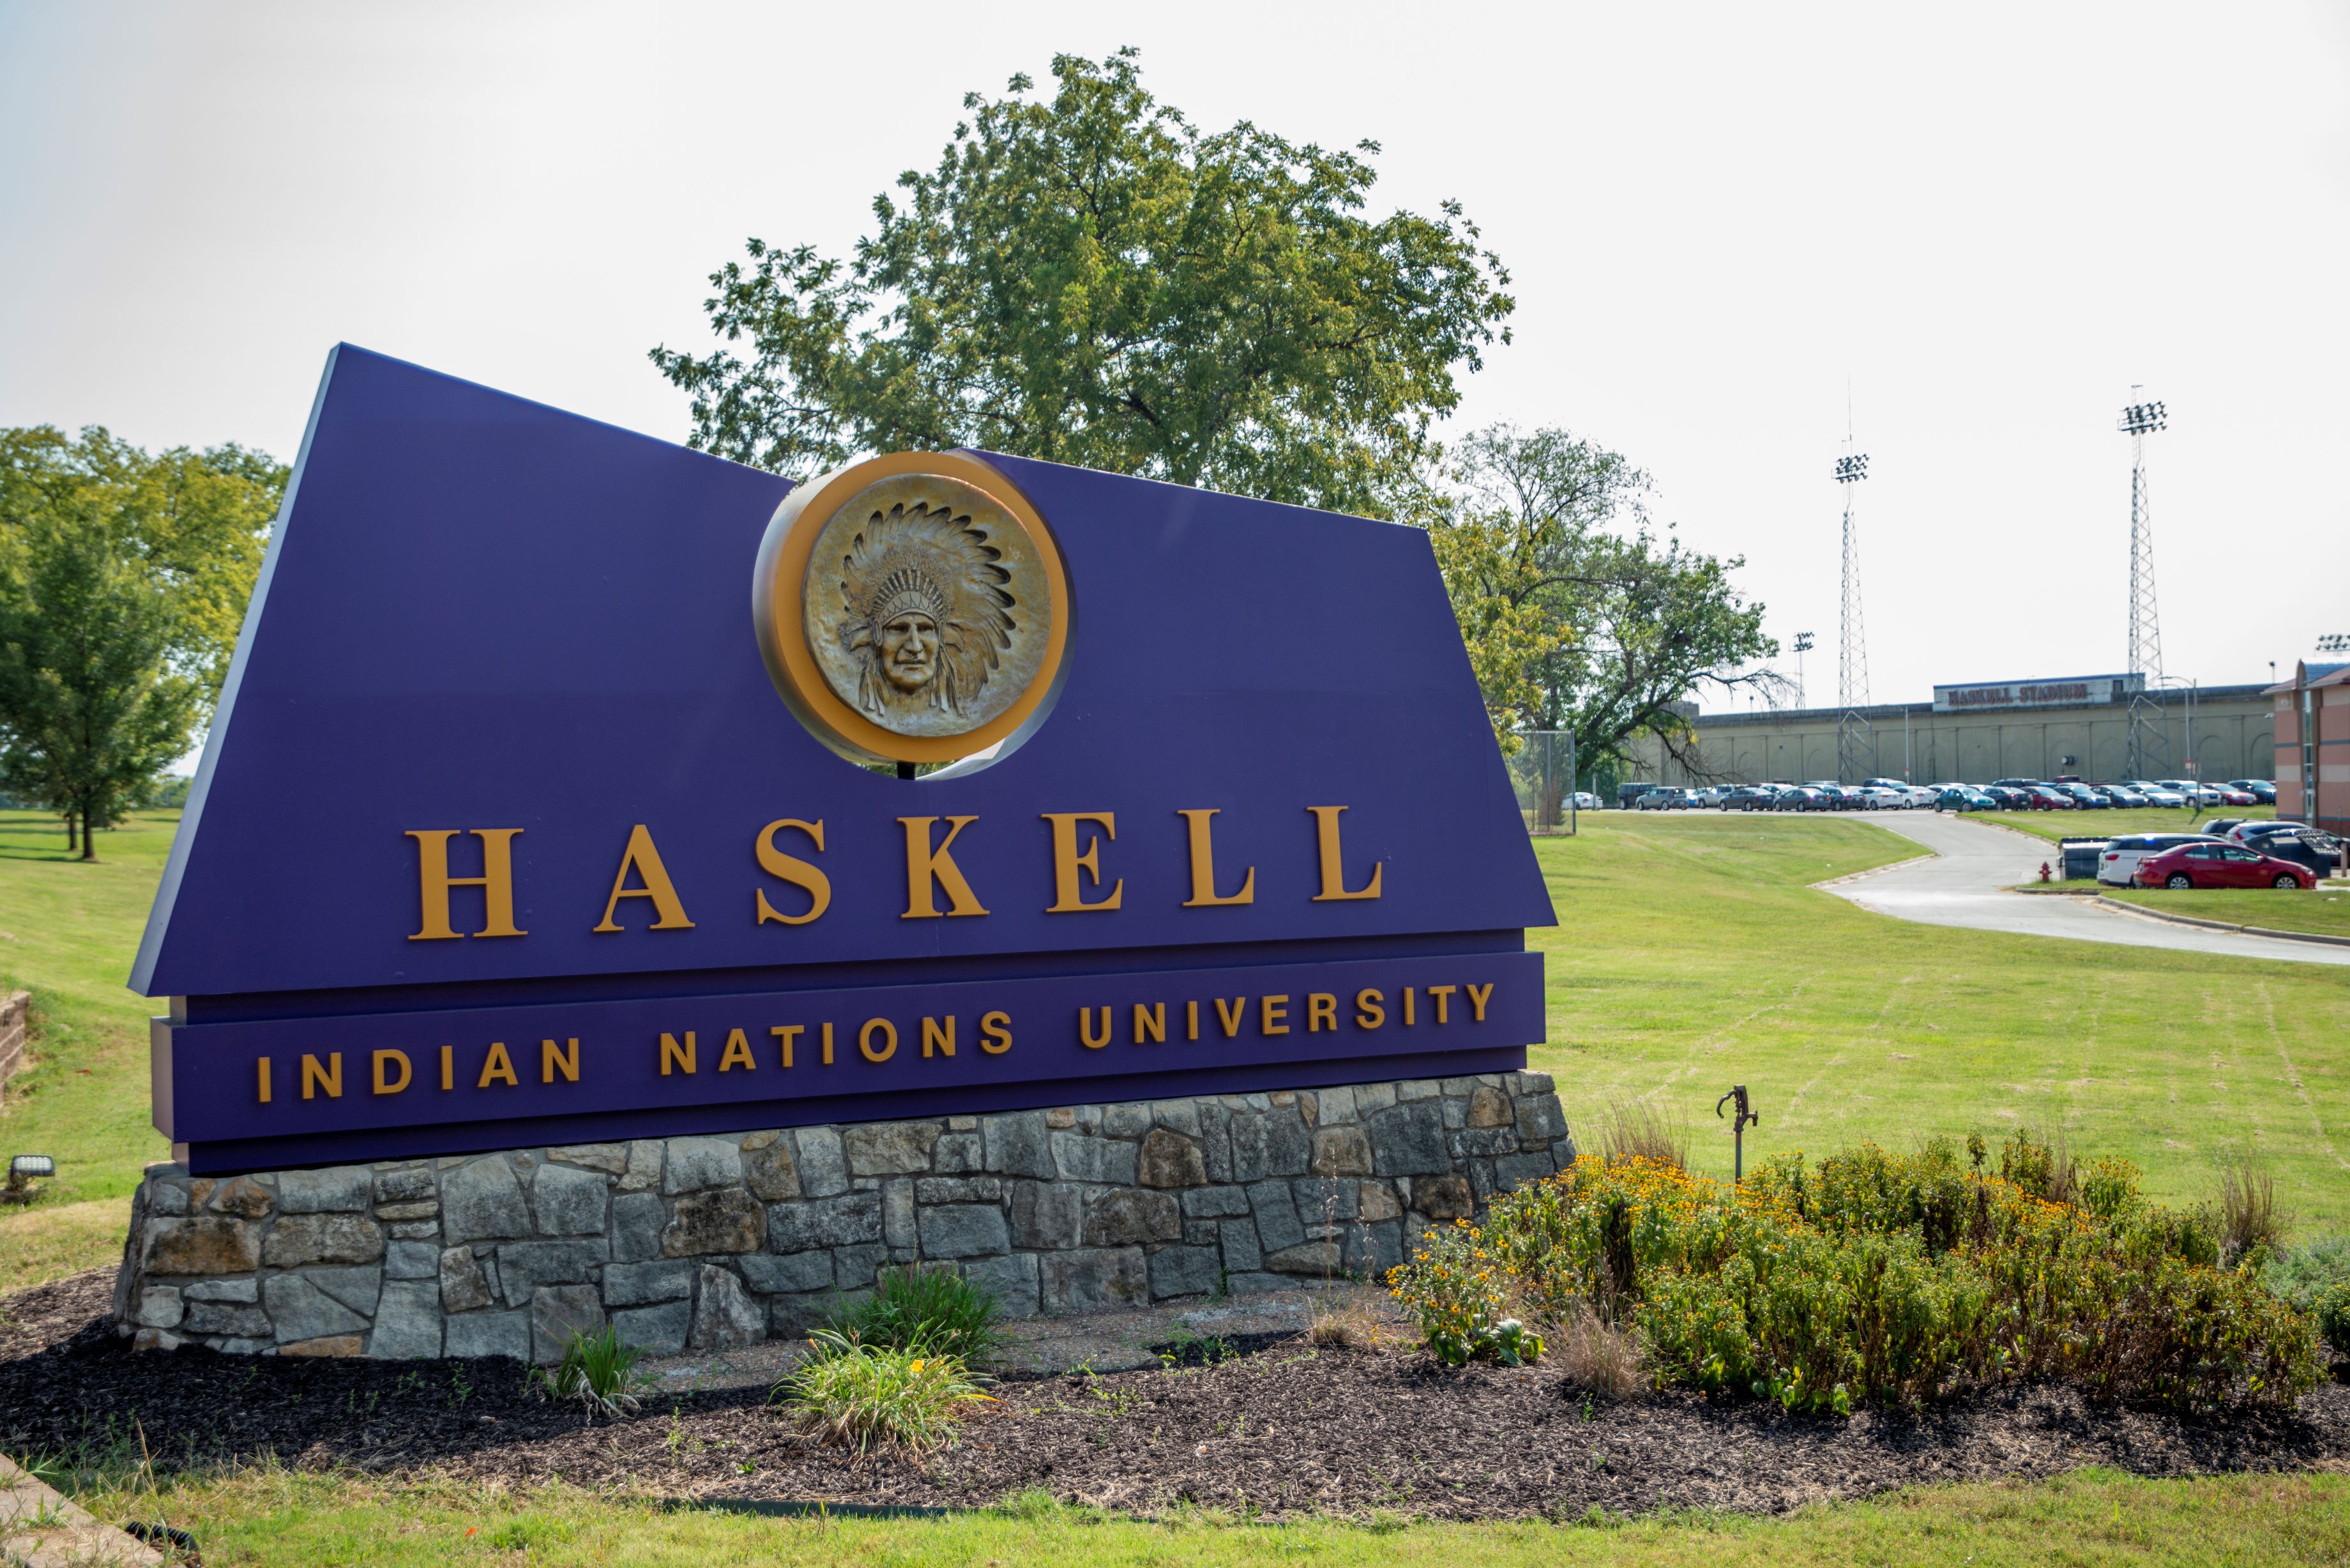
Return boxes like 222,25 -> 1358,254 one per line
4,1 -> 2346,712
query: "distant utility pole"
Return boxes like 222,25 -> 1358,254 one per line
2121,393 -> 2168,780
1835,448 -> 1871,785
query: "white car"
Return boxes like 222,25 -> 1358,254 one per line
2098,831 -> 2223,886
1858,786 -> 1910,810
2158,779 -> 2228,807
1569,791 -> 1600,810
2124,780 -> 2188,807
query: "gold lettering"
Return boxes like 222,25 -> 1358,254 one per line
754,818 -> 831,926
372,1049 -> 411,1096
1466,982 -> 1493,1021
1404,987 -> 1416,1026
1178,809 -> 1255,907
821,1021 -> 835,1066
718,1029 -> 755,1073
899,816 -> 989,918
980,1011 -> 1013,1055
257,1056 -> 272,1104
1261,995 -> 1290,1035
922,1016 -> 956,1059
1212,997 -> 1245,1038
1133,1002 -> 1165,1044
542,1037 -> 580,1083
771,1024 -> 803,1069
302,1052 -> 343,1100
1427,984 -> 1456,1024
660,1031 -> 697,1076
1185,1000 -> 1200,1041
1307,993 -> 1337,1032
439,1045 -> 453,1090
1079,1006 -> 1112,1050
860,1018 -> 898,1062
477,1042 -> 518,1089
593,824 -> 695,932
1355,988 -> 1386,1029
1042,812 -> 1123,912
406,829 -> 526,940
1307,806 -> 1383,901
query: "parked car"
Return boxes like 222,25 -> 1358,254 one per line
1569,791 -> 1600,810
1774,786 -> 1830,811
2093,784 -> 2148,807
2201,818 -> 2248,841
2097,832 -> 2222,886
1616,781 -> 1662,810
2229,779 -> 2278,804
1722,786 -> 1778,811
2229,822 -> 2344,877
1633,787 -> 1685,811
2160,779 -> 2231,808
2122,780 -> 2187,806
2054,783 -> 2107,809
2023,785 -> 2075,810
2135,841 -> 2316,891
1858,786 -> 1910,810
1983,785 -> 2030,810
1992,778 -> 2043,792
1937,786 -> 1996,812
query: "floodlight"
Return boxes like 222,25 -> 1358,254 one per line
1833,454 -> 1869,483
1793,633 -> 1815,653
2118,402 -> 2167,435
2319,633 -> 2350,654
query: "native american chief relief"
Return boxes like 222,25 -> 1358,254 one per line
799,472 -> 1057,743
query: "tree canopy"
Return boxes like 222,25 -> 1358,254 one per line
0,426 -> 283,856
652,49 -> 1513,518
1424,425 -> 1777,779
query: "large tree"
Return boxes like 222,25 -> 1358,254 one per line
651,49 -> 1514,517
1426,425 -> 1777,783
0,426 -> 283,857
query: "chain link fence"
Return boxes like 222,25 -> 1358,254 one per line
1509,730 -> 1578,835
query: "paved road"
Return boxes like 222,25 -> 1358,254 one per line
1821,811 -> 2350,968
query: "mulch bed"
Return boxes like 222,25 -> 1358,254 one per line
6,1269 -> 2348,1520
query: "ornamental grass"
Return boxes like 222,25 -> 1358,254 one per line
1387,1131 -> 2321,1413
775,1332 -> 996,1452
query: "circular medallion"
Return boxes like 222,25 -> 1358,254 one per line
754,452 -> 1070,766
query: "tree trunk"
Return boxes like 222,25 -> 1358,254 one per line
79,801 -> 95,861
64,812 -> 76,853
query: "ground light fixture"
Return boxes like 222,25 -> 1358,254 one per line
3,1154 -> 54,1203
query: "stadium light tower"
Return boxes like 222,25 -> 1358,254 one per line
1792,632 -> 1815,709
2319,633 -> 2350,656
1834,450 -> 1871,784
2120,395 -> 2168,779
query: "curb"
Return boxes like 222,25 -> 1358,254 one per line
2089,896 -> 2350,949
1811,852 -> 1939,890
0,1452 -> 165,1565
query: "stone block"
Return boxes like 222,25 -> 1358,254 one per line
386,1221 -> 441,1240
689,1265 -> 764,1351
766,1193 -> 883,1252
663,1189 -> 764,1256
616,1140 -> 664,1193
1311,1127 -> 1373,1178
1197,1102 -> 1234,1182
1359,1181 -> 1403,1223
1147,1244 -> 1222,1300
277,1166 -> 372,1214
374,1201 -> 440,1223
1455,1126 -> 1521,1157
744,1136 -> 801,1201
1006,1181 -> 1082,1250
792,1126 -> 849,1196
1412,1173 -> 1473,1219
914,1177 -> 1000,1204
612,1299 -> 691,1355
1247,1180 -> 1304,1253
918,1203 -> 1011,1258
738,1251 -> 833,1295
307,1265 -> 384,1315
1317,1085 -> 1358,1126
142,1217 -> 261,1276
982,1112 -> 1055,1178
1441,1097 -> 1467,1130
1050,1131 -> 1137,1185
444,1308 -> 531,1361
375,1167 -> 436,1205
1179,1184 -> 1253,1219
439,1157 -> 533,1244
549,1144 -> 628,1174
1265,1241 -> 1340,1276
1367,1103 -> 1451,1178
1341,1219 -> 1404,1279
1516,1071 -> 1556,1096
611,1192 -> 664,1262
1395,1079 -> 1439,1101
1138,1128 -> 1206,1189
1466,1085 -> 1514,1129
1294,1177 -> 1358,1226
1183,1218 -> 1218,1246
1224,1270 -> 1287,1295
183,1300 -> 272,1338
1149,1099 -> 1202,1136
884,1179 -> 917,1249
372,1279 -> 443,1359
208,1175 -> 275,1218
1219,1218 -> 1263,1272
529,1163 -> 608,1235
1354,1082 -> 1397,1114
959,1251 -> 1040,1317
440,1247 -> 493,1314
133,1286 -> 183,1329
264,1274 -> 370,1343
280,1334 -> 364,1357
263,1214 -> 384,1268
184,1278 -> 259,1302
1229,1112 -> 1311,1183
767,1292 -> 837,1336
603,1260 -> 695,1306
662,1135 -> 743,1194
496,1239 -> 606,1304
1467,1158 -> 1497,1200
148,1182 -> 190,1217
1103,1103 -> 1152,1139
1084,1188 -> 1180,1245
1516,1095 -> 1570,1144
844,1120 -> 939,1176
386,1240 -> 440,1279
930,1133 -> 983,1174
531,1284 -> 605,1364
1045,1106 -> 1076,1129
1038,1247 -> 1148,1313
833,1244 -> 889,1290
1495,1151 -> 1558,1191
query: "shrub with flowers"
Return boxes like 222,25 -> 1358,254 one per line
1386,1133 -> 2320,1413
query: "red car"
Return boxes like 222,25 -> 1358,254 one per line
2134,841 -> 2316,890
2024,785 -> 2074,810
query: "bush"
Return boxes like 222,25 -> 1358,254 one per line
1387,1133 -> 2321,1414
1598,1098 -> 1688,1171
823,1263 -> 1004,1364
536,1323 -> 653,1419
2266,1233 -> 2350,1313
2316,1284 -> 2350,1353
2218,1159 -> 2286,1267
776,1334 -> 993,1451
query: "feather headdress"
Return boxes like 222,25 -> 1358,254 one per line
834,500 -> 1016,718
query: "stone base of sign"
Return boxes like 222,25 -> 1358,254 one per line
112,1071 -> 1573,1361
0,990 -> 27,1101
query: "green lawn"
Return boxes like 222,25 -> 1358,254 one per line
54,1466 -> 2350,1567
2104,887 -> 2350,940
1524,816 -> 2350,1226
0,809 -> 178,1292
1973,805 -> 2275,846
